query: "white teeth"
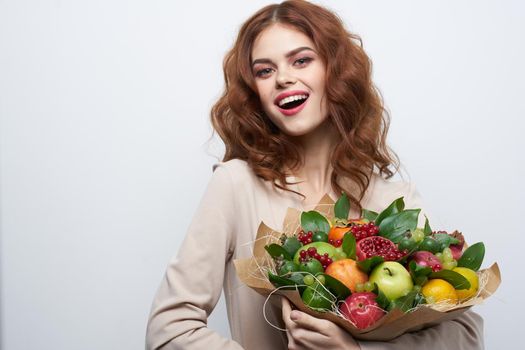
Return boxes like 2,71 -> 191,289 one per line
278,94 -> 308,107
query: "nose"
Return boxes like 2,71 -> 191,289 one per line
275,68 -> 296,88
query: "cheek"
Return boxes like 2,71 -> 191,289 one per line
257,87 -> 274,108
313,71 -> 326,90
305,62 -> 326,89
313,70 -> 327,111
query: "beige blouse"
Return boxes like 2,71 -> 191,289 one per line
146,159 -> 484,349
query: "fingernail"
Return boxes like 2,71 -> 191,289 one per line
290,310 -> 300,321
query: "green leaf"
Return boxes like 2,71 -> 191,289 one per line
301,211 -> 331,235
429,270 -> 471,290
409,261 -> 432,275
356,256 -> 384,274
408,261 -> 432,286
378,209 -> 421,244
361,209 -> 378,222
372,283 -> 391,310
375,197 -> 405,226
423,215 -> 432,235
282,236 -> 302,258
457,242 -> 485,271
334,193 -> 350,220
388,290 -> 418,312
342,232 -> 356,260
321,273 -> 351,299
433,233 -> 459,251
268,271 -> 300,290
265,244 -> 291,260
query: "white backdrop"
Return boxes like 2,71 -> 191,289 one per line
1,1 -> 523,349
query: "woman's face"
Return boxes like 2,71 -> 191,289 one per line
251,23 -> 328,137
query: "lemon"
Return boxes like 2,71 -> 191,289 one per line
452,267 -> 479,301
421,279 -> 458,305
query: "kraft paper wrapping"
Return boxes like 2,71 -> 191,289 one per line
234,194 -> 501,341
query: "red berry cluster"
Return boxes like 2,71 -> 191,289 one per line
350,222 -> 380,241
298,230 -> 313,245
328,238 -> 343,247
299,247 -> 333,269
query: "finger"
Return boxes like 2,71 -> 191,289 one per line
287,335 -> 298,350
281,297 -> 296,329
289,326 -> 327,349
281,298 -> 302,349
290,309 -> 331,334
281,297 -> 291,317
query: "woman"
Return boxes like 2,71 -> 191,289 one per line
146,1 -> 484,349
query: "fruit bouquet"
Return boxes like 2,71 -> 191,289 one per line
234,193 -> 500,341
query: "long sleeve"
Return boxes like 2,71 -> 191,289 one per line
358,311 -> 484,350
146,165 -> 244,350
359,180 -> 485,349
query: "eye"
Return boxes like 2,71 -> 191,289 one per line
255,67 -> 273,78
294,57 -> 313,66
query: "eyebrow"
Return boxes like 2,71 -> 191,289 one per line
251,46 -> 315,67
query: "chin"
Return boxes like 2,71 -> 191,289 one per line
279,118 -> 329,138
279,125 -> 321,138
264,105 -> 330,138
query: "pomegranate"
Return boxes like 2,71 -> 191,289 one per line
356,236 -> 404,261
339,292 -> 385,329
411,251 -> 442,272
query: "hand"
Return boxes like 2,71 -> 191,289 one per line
281,297 -> 361,350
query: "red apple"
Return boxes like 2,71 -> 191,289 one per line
449,245 -> 463,260
411,251 -> 442,272
340,292 -> 385,329
448,231 -> 465,260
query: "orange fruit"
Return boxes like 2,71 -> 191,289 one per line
328,219 -> 366,242
421,279 -> 458,305
328,226 -> 351,242
325,258 -> 368,292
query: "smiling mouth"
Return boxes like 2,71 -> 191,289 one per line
277,95 -> 309,110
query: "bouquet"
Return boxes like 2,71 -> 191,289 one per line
234,193 -> 500,341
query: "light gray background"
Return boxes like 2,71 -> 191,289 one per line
1,1 -> 523,349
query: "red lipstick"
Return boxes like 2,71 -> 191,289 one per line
274,90 -> 309,117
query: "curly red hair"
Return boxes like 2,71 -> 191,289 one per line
210,0 -> 398,210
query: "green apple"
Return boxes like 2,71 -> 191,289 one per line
369,262 -> 413,301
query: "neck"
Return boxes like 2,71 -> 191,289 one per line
288,119 -> 340,192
